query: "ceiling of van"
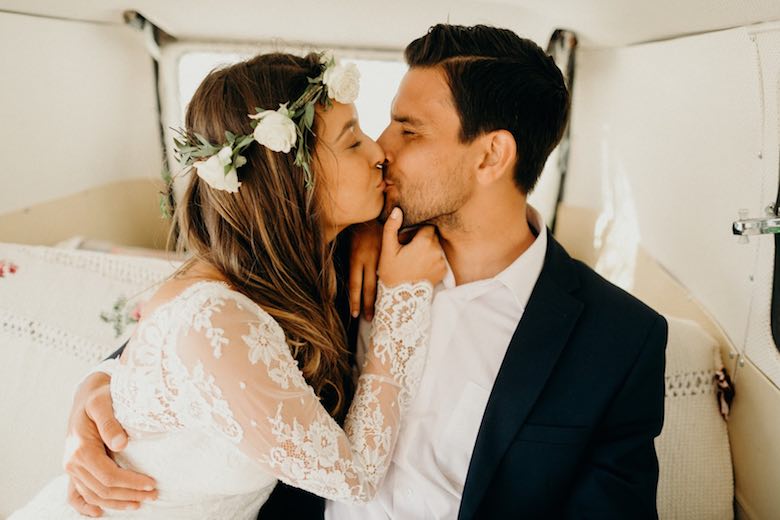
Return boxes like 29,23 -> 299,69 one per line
2,0 -> 780,48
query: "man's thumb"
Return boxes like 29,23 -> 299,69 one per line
382,207 -> 403,249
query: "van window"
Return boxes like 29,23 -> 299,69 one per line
177,51 -> 407,139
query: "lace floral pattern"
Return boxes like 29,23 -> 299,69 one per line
369,281 -> 434,412
115,279 -> 432,504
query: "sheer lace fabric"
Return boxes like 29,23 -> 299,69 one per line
11,279 -> 432,519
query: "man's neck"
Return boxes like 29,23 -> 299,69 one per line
439,196 -> 535,286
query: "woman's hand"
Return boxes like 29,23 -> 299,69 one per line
378,207 -> 447,287
63,372 -> 157,516
348,220 -> 382,321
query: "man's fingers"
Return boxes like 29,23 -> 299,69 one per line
68,479 -> 103,517
90,455 -> 157,492
72,476 -> 140,511
348,261 -> 363,319
85,393 -> 127,452
362,267 -> 377,321
66,442 -> 157,492
381,207 -> 403,251
72,462 -> 157,503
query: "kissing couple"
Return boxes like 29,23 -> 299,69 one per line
12,23 -> 666,520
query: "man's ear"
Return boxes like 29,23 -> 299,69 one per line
475,130 -> 517,186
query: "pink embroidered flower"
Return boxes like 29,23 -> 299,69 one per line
0,260 -> 18,278
130,303 -> 142,322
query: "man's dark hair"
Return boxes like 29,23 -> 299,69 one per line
405,24 -> 569,193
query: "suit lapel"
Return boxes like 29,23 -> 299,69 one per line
458,236 -> 583,520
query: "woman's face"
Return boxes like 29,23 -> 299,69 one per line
314,102 -> 386,241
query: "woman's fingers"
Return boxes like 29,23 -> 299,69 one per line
381,207 -> 403,252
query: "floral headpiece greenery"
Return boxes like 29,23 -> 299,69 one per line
172,52 -> 360,193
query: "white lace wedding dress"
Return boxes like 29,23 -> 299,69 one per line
10,279 -> 432,519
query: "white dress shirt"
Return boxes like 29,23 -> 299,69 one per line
326,206 -> 547,520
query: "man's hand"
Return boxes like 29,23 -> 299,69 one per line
348,220 -> 383,321
64,372 -> 158,516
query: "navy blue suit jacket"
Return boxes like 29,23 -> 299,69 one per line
456,234 -> 666,519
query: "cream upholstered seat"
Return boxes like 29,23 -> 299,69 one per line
0,242 -> 179,516
655,317 -> 734,519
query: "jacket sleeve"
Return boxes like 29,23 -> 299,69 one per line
564,315 -> 668,519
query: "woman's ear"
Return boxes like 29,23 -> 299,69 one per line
475,130 -> 517,186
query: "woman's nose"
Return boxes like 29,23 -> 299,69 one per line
368,137 -> 386,166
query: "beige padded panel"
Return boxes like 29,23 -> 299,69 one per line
0,11 -> 163,215
0,179 -> 171,249
566,25 -> 768,350
742,28 -> 780,396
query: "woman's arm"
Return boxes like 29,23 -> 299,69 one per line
173,280 -> 432,503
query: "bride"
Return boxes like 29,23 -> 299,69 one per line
11,51 -> 445,518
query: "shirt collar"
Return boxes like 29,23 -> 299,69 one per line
439,205 -> 547,309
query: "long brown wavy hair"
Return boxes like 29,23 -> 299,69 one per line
170,52 -> 353,421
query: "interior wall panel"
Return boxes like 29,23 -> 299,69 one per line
566,21 -> 780,518
0,11 -> 163,217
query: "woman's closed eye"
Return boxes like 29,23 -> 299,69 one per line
349,140 -> 362,149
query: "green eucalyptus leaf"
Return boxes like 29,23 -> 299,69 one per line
237,135 -> 254,148
303,102 -> 315,128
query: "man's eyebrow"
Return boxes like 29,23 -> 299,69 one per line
337,118 -> 358,140
392,114 -> 425,127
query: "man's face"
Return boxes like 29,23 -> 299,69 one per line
377,67 -> 474,228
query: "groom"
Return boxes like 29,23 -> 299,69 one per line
65,24 -> 666,519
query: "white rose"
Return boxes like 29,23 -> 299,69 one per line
323,62 -> 360,104
250,106 -> 297,153
193,146 -> 241,193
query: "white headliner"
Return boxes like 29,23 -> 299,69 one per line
2,0 -> 780,48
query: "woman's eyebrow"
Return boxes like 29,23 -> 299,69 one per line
337,118 -> 358,140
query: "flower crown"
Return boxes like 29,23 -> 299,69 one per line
172,53 -> 360,193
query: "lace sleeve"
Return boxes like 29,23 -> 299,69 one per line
172,281 -> 433,503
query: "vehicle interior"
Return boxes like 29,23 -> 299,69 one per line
1,1 -> 779,518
